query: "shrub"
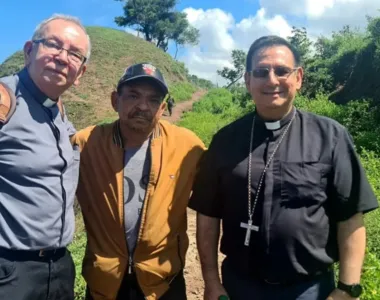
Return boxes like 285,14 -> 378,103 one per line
178,88 -> 245,146
169,82 -> 197,103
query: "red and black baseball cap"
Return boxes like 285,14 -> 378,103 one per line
117,63 -> 169,95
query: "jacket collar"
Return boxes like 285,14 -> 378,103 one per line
112,120 -> 161,149
18,67 -> 58,108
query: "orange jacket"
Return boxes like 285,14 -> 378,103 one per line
72,120 -> 205,300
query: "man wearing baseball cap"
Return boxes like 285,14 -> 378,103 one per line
72,63 -> 205,300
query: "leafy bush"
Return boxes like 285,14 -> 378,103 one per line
361,250 -> 380,300
192,88 -> 235,114
360,150 -> 380,258
178,88 -> 246,145
295,95 -> 380,153
169,82 -> 197,102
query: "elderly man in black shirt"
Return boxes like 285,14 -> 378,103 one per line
188,36 -> 378,300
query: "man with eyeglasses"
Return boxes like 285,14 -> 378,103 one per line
189,35 -> 378,300
0,14 -> 90,300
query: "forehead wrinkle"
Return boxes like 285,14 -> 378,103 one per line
43,35 -> 84,53
41,22 -> 88,54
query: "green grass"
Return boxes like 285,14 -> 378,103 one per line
69,214 -> 87,300
64,101 -> 97,132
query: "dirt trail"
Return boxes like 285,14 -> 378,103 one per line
162,90 -> 224,299
161,90 -> 206,123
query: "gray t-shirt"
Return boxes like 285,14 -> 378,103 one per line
124,138 -> 151,253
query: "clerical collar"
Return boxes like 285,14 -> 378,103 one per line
18,68 -> 57,108
255,106 -> 296,131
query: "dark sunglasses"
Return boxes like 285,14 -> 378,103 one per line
250,66 -> 298,79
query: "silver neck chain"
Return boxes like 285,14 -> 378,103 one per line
247,112 -> 296,221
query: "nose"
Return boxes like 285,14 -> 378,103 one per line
266,69 -> 280,85
55,49 -> 70,65
136,98 -> 150,110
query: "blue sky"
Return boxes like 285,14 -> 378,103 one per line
0,0 -> 261,64
1,0 -> 378,83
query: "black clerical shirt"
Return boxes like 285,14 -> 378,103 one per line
188,107 -> 378,282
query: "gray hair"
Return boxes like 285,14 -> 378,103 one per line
31,13 -> 92,63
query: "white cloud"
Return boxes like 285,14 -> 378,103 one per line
180,7 -> 292,85
233,8 -> 293,50
260,0 -> 379,34
180,1 -> 379,84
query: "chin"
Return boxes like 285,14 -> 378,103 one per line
260,98 -> 286,107
128,122 -> 151,133
43,75 -> 67,86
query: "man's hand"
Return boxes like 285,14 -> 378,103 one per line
204,280 -> 229,300
327,288 -> 358,300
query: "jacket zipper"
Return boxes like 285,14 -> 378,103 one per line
127,253 -> 133,274
126,139 -> 154,275
45,108 -> 67,247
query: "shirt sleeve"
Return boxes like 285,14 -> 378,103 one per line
331,128 -> 378,221
188,135 -> 223,218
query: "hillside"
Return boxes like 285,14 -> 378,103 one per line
0,26 -> 195,129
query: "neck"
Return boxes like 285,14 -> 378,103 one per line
257,104 -> 293,121
122,126 -> 152,149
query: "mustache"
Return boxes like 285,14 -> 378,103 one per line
129,110 -> 153,120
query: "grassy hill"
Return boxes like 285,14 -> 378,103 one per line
0,26 -> 197,129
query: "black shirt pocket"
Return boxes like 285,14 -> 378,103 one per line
280,161 -> 327,207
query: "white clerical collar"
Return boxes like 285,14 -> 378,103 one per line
43,98 -> 57,108
265,121 -> 281,130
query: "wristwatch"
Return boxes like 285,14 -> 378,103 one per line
337,281 -> 363,298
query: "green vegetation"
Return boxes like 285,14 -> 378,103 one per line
69,214 -> 87,299
218,15 -> 380,108
216,49 -> 246,88
114,0 -> 199,54
289,18 -> 380,105
187,74 -> 215,90
179,87 -> 380,300
169,82 -> 197,102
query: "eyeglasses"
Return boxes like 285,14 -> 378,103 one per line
32,39 -> 87,66
249,66 -> 298,79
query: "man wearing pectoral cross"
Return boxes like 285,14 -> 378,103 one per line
188,35 -> 378,300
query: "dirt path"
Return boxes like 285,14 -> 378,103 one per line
161,90 -> 224,299
161,90 -> 206,123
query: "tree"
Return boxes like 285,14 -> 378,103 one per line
217,49 -> 247,88
174,26 -> 199,59
114,0 -> 199,52
288,26 -> 313,64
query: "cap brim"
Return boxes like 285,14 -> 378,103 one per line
118,75 -> 169,95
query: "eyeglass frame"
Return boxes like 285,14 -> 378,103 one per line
32,38 -> 87,66
247,66 -> 299,80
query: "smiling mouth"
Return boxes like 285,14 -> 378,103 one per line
263,91 -> 283,95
